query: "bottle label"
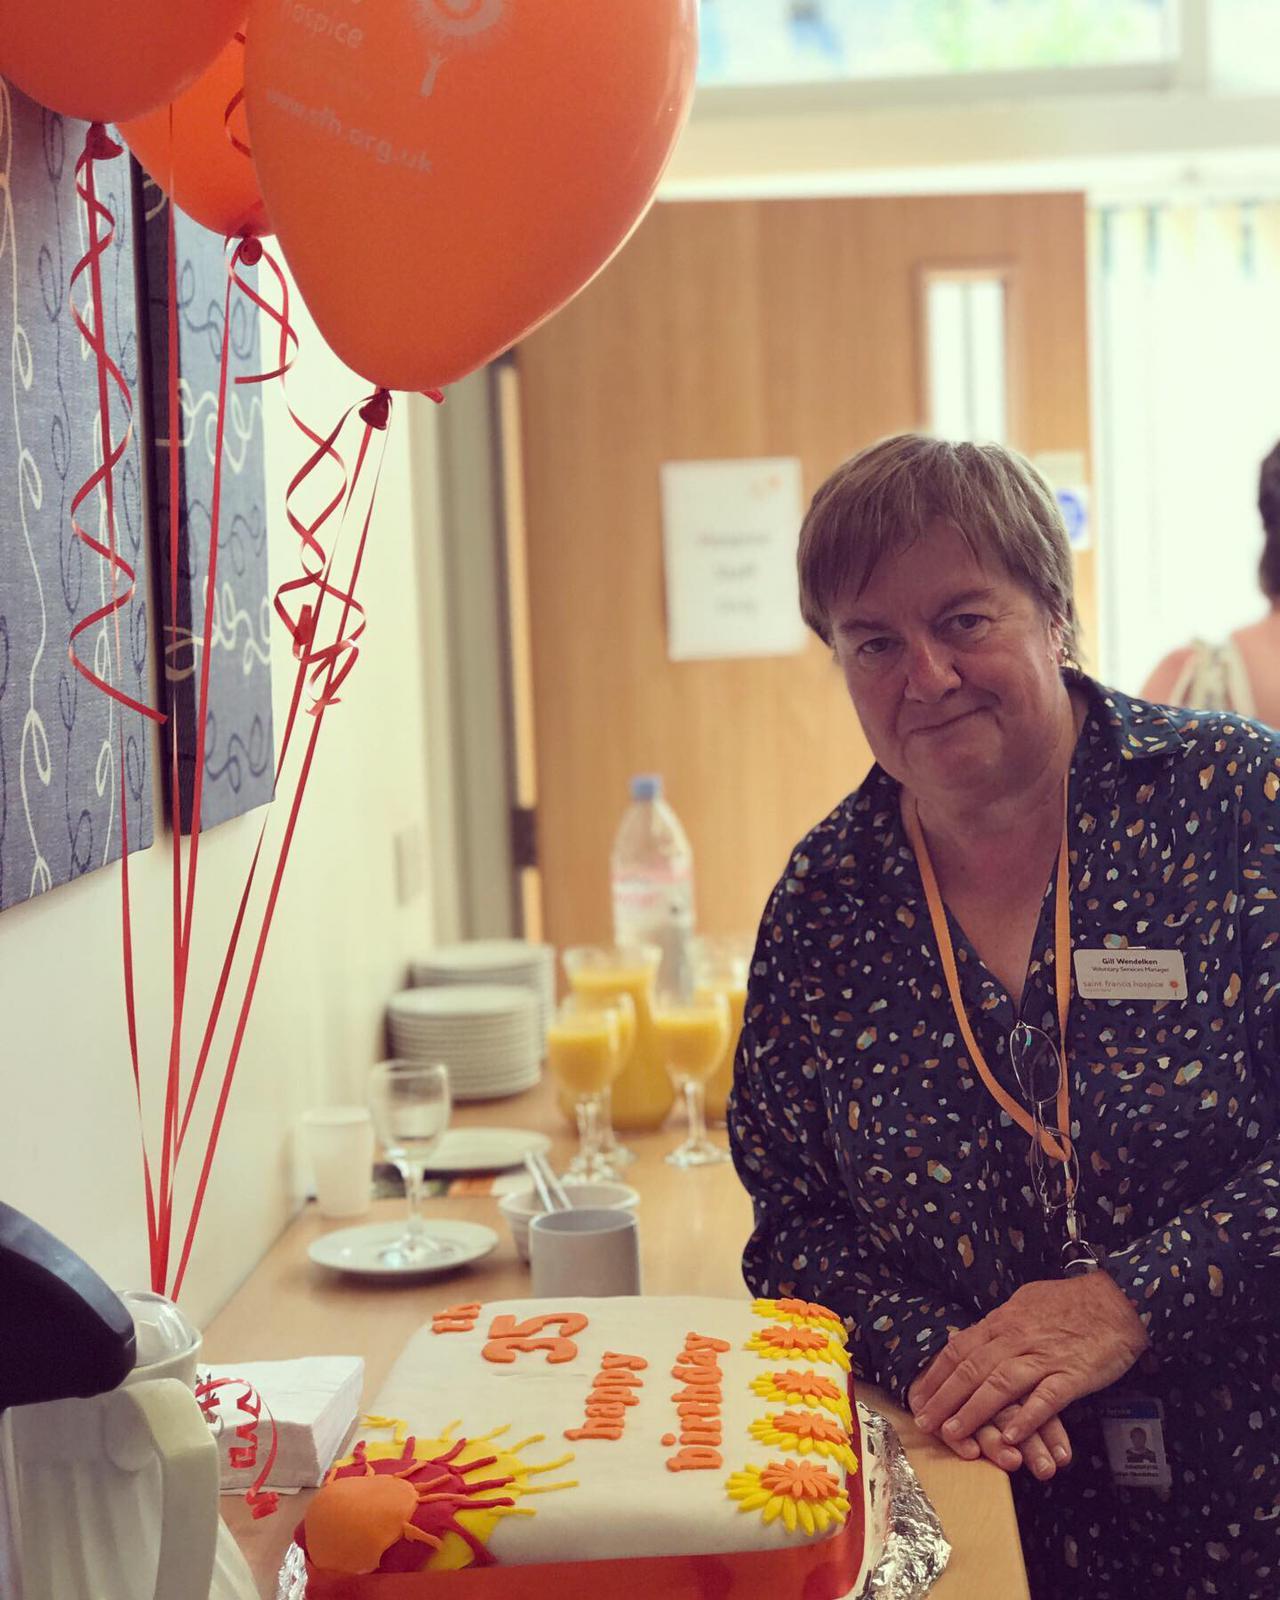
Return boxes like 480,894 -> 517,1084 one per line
613,876 -> 696,996
613,878 -> 694,928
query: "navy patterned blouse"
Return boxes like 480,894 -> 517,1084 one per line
729,675 -> 1280,1599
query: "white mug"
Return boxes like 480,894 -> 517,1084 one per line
528,1208 -> 641,1298
301,1107 -> 375,1218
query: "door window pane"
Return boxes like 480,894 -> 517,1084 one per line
924,273 -> 1009,444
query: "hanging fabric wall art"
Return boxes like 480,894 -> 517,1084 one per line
0,79 -> 153,912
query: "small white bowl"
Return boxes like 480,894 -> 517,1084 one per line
498,1180 -> 639,1262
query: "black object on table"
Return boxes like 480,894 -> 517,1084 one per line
0,1201 -> 136,1411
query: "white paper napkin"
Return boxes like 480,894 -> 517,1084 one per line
199,1356 -> 364,1491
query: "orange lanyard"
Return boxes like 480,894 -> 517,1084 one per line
903,784 -> 1075,1194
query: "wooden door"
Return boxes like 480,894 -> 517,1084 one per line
510,193 -> 1093,952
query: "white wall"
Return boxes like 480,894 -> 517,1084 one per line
0,286 -> 445,1332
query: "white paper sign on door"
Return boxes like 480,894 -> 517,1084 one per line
660,458 -> 808,662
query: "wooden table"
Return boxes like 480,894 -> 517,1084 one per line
208,1080 -> 1029,1599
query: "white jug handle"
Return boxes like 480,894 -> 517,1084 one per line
103,1377 -> 219,1600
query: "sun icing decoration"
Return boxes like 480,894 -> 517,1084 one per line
745,1323 -> 851,1371
302,1416 -> 575,1575
749,1369 -> 852,1425
725,1459 -> 850,1536
748,1411 -> 858,1473
751,1297 -> 845,1336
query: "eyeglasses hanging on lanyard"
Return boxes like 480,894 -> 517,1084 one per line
903,781 -> 1100,1277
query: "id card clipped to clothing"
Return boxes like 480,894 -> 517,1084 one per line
1073,949 -> 1187,1002
1096,1395 -> 1173,1491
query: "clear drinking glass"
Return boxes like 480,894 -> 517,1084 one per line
692,934 -> 752,1126
652,989 -> 731,1167
546,994 -> 632,1182
562,942 -> 664,1159
367,1060 -> 452,1266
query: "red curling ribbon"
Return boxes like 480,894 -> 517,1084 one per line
173,240 -> 352,1170
67,126 -> 163,726
152,230 -> 249,1290
171,391 -> 393,1301
195,1375 -> 281,1520
224,32 -> 253,163
159,123 -> 188,1295
68,123 -> 167,1289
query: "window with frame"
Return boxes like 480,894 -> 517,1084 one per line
697,0 -> 1179,89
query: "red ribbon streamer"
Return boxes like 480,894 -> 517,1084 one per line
195,1374 -> 281,1520
68,125 -> 165,727
68,123 -> 167,1290
225,32 -> 252,162
172,240 -> 352,1171
171,388 -> 394,1302
160,119 -> 188,1298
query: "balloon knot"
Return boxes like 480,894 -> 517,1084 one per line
359,389 -> 392,430
423,388 -> 445,405
85,123 -> 123,162
237,236 -> 264,266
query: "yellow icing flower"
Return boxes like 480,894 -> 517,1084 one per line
725,1459 -> 850,1536
748,1411 -> 858,1474
751,1297 -> 846,1336
748,1369 -> 852,1425
745,1324 -> 851,1371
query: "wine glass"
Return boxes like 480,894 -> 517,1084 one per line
562,941 -> 663,1161
367,1061 -> 452,1267
691,934 -> 752,1126
591,990 -> 637,1177
652,989 -> 731,1167
546,994 -> 632,1182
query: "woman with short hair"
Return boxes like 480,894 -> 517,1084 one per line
729,433 -> 1280,1598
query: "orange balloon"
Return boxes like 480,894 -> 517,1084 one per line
244,0 -> 698,392
0,0 -> 247,124
120,34 -> 270,238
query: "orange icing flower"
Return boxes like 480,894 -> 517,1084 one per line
725,1459 -> 850,1535
774,1411 -> 845,1443
767,1326 -> 827,1352
752,1297 -> 845,1334
746,1325 -> 851,1371
776,1371 -> 841,1400
760,1460 -> 842,1499
748,1411 -> 858,1472
749,1369 -> 852,1423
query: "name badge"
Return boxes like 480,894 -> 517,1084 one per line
1096,1396 -> 1172,1491
1073,948 -> 1187,1001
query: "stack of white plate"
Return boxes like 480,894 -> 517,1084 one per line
410,941 -> 555,1050
387,984 -> 541,1101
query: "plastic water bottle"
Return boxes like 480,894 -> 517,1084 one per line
610,774 -> 696,997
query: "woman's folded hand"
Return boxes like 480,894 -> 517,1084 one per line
909,1273 -> 1149,1449
910,1357 -> 1072,1478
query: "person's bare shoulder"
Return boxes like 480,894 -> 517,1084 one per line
1140,644 -> 1195,706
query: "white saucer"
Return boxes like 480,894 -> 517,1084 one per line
419,1127 -> 551,1173
308,1219 -> 498,1277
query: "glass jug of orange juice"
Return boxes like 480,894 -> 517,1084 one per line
693,936 -> 751,1124
562,943 -> 671,1130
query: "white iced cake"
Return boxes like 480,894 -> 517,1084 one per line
297,1294 -> 883,1598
